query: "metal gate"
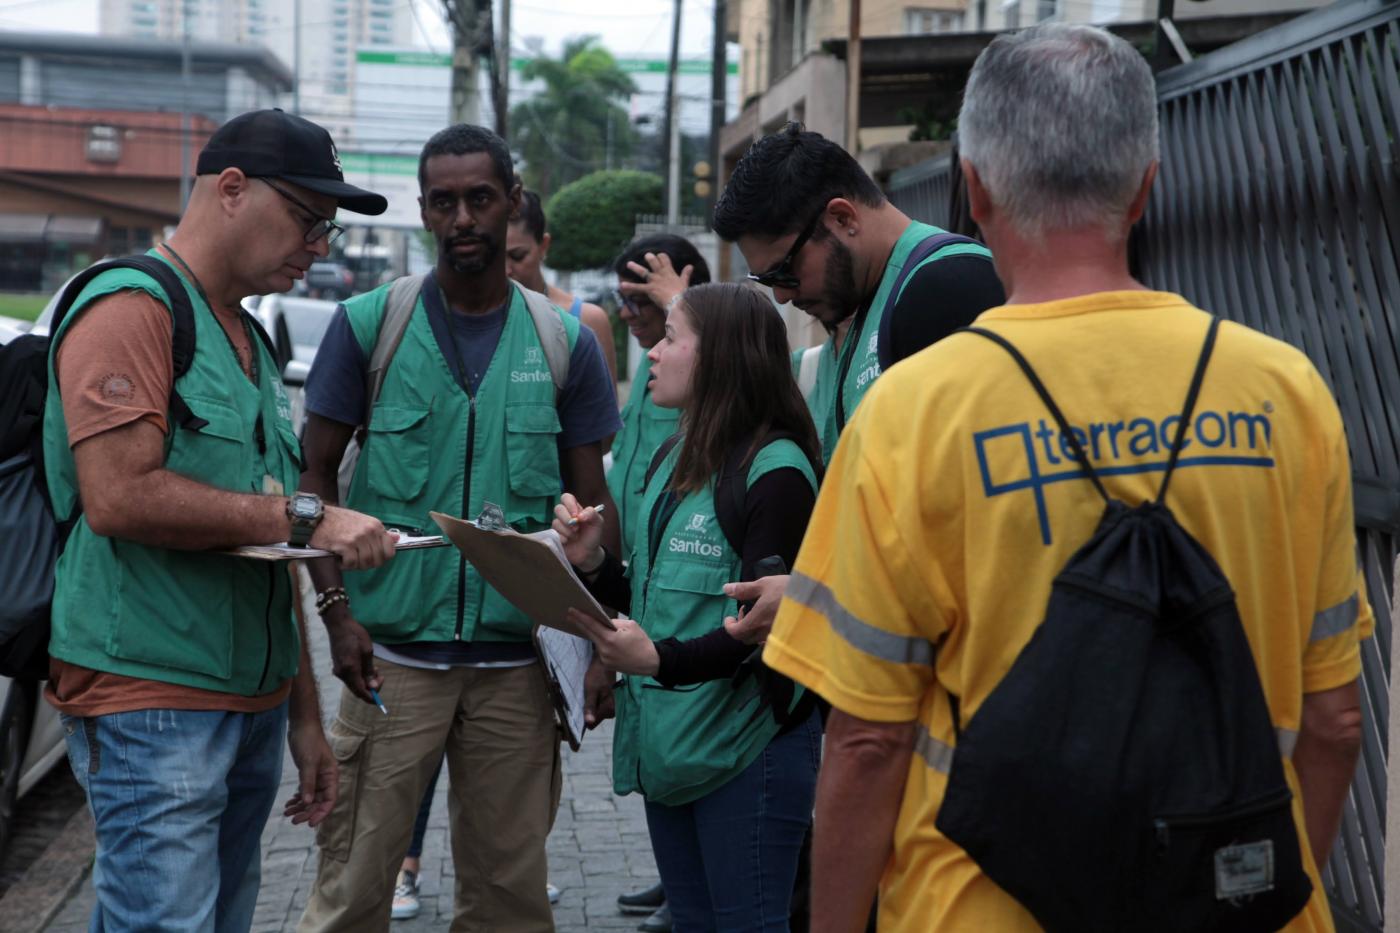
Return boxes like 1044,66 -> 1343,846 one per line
887,2 -> 1400,928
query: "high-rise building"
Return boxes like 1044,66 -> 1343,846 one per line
98,0 -> 415,143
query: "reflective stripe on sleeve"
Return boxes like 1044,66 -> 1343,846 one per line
786,571 -> 936,665
914,722 -> 954,774
1310,594 -> 1359,642
1277,727 -> 1298,759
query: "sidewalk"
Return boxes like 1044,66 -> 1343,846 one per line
43,615 -> 657,932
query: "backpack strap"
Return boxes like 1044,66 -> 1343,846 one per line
796,344 -> 822,398
363,273 -> 426,426
1156,316 -> 1221,504
962,326 -> 1110,504
51,255 -> 206,432
517,283 -> 572,394
883,231 -> 982,319
643,432 -> 683,491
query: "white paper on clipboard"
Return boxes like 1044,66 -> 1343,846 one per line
534,626 -> 593,751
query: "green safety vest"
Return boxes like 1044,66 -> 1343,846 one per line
606,352 -> 680,559
342,282 -> 580,643
612,436 -> 818,806
44,253 -> 303,695
814,221 -> 991,463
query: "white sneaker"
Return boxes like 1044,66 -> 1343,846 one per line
547,882 -> 561,905
392,869 -> 421,921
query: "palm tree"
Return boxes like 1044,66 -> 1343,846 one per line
510,37 -> 640,199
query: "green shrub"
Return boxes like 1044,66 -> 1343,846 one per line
545,171 -> 664,271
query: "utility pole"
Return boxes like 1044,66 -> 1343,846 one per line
495,0 -> 511,137
442,0 -> 488,125
845,0 -> 861,153
179,0 -> 192,210
662,0 -> 683,221
706,0 -> 726,224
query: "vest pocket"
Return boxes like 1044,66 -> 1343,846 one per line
650,562 -> 733,635
505,404 -> 562,494
164,397 -> 250,491
107,544 -> 235,680
364,405 -> 430,502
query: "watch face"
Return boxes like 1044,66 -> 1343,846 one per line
293,497 -> 319,520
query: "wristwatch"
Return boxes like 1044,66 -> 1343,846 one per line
286,491 -> 324,547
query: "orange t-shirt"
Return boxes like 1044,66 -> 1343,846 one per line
46,288 -> 289,717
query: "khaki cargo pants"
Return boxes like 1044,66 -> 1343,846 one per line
298,659 -> 563,933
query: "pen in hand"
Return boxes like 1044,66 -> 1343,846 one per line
369,687 -> 388,716
566,504 -> 607,527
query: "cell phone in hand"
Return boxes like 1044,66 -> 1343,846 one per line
738,556 -> 788,615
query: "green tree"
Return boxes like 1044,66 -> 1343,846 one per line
511,37 -> 640,199
545,170 -> 664,271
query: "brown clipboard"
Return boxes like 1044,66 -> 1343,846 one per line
429,512 -> 615,638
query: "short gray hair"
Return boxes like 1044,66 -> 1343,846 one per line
958,23 -> 1159,236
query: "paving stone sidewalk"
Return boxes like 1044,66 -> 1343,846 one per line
44,614 -> 657,932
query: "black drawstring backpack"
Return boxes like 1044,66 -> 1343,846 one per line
935,318 -> 1312,932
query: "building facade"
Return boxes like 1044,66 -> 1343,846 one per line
99,0 -> 415,144
0,33 -> 291,292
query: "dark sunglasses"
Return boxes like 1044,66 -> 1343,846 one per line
259,178 -> 345,245
746,208 -> 825,291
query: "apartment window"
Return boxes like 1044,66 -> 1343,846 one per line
905,8 -> 965,34
1036,0 -> 1057,20
1002,0 -> 1020,28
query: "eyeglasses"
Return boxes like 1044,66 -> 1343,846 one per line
746,208 -> 825,291
258,178 -> 345,245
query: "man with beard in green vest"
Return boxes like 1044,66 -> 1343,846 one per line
296,124 -> 622,932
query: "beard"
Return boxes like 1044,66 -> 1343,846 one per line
444,232 -> 500,274
805,235 -> 862,328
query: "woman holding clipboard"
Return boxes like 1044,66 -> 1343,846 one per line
553,282 -> 822,932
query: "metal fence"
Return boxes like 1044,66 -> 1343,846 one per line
886,2 -> 1400,929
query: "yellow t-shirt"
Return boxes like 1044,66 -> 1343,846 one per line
764,290 -> 1373,933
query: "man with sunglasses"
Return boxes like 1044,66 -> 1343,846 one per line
710,124 -> 1005,643
42,109 -> 397,931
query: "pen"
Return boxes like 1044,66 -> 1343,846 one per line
567,503 -> 607,527
369,687 -> 389,716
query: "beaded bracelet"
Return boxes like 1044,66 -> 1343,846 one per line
315,586 -> 348,614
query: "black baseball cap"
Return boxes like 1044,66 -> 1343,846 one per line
197,109 -> 388,216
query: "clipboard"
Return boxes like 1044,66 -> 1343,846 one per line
227,534 -> 448,561
533,625 -> 593,751
429,511 -> 615,638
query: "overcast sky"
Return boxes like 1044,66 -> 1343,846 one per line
0,0 -> 720,59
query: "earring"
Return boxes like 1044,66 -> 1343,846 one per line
847,228 -> 857,236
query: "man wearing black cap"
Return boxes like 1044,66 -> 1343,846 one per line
42,109 -> 397,932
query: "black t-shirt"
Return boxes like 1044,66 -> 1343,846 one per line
877,252 -> 1006,371
583,466 -> 816,685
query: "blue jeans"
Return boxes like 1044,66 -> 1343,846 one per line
61,703 -> 289,933
406,755 -> 444,860
644,710 -> 822,933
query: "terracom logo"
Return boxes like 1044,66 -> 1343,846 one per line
974,408 -> 1275,545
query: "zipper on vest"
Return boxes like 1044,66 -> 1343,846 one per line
257,562 -> 275,692
454,394 -> 476,641
254,414 -> 266,456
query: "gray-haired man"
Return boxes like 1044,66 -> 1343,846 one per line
763,23 -> 1369,932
